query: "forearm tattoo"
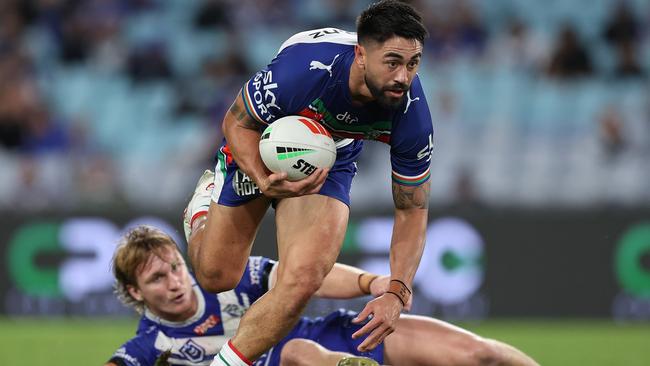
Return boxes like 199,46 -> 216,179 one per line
392,181 -> 430,209
230,99 -> 262,130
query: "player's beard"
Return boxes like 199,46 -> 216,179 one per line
364,75 -> 408,110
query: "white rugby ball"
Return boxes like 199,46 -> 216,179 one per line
259,116 -> 336,181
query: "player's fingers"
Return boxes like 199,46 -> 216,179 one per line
363,321 -> 396,352
305,169 -> 328,194
351,317 -> 380,340
303,168 -> 328,190
357,324 -> 389,352
290,168 -> 322,193
267,171 -> 288,185
351,304 -> 373,324
368,329 -> 393,351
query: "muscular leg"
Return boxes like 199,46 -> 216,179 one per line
189,197 -> 271,293
231,194 -> 349,359
280,339 -> 350,366
383,315 -> 539,366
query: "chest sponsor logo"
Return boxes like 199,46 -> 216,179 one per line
309,54 -> 339,77
251,71 -> 280,122
194,314 -> 221,335
232,169 -> 261,197
336,111 -> 358,124
180,339 -> 205,363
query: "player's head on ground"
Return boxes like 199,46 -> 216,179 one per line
112,225 -> 197,321
355,0 -> 428,109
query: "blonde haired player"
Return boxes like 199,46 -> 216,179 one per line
105,225 -> 539,365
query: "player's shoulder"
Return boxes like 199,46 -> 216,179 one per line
109,331 -> 157,366
272,28 -> 355,75
390,74 -> 433,151
277,28 -> 357,54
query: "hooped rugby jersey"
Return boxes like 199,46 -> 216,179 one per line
108,257 -> 274,366
242,28 -> 434,186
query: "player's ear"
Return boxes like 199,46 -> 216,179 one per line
127,284 -> 143,301
355,44 -> 366,69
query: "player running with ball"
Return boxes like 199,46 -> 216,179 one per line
185,2 -> 435,365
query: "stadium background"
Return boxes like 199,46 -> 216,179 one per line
0,0 -> 649,364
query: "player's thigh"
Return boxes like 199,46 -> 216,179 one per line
200,196 -> 271,270
274,194 -> 349,281
383,315 -> 484,366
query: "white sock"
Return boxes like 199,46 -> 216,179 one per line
210,340 -> 252,366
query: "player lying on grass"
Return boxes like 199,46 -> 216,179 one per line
106,225 -> 539,366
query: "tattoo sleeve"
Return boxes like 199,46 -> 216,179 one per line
392,180 -> 430,209
229,97 -> 264,131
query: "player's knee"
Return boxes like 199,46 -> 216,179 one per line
195,268 -> 240,293
279,266 -> 326,307
467,337 -> 501,366
280,339 -> 310,366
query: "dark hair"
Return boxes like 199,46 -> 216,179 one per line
356,0 -> 428,45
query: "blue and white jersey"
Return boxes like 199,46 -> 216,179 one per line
241,28 -> 434,186
108,257 -> 274,366
108,256 -> 385,366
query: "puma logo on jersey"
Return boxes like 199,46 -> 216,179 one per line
309,54 -> 340,77
404,90 -> 420,114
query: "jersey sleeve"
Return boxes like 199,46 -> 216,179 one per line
237,256 -> 276,303
389,76 -> 434,186
108,335 -> 157,366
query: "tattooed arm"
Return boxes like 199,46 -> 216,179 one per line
347,180 -> 430,352
221,91 -> 328,197
221,91 -> 269,185
389,180 -> 430,290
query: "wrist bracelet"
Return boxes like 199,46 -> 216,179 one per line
388,279 -> 411,306
357,273 -> 379,295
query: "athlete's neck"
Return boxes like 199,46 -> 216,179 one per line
348,55 -> 374,106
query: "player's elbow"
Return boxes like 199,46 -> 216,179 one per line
195,269 -> 240,293
467,337 -> 502,366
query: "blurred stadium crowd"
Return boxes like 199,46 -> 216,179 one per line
0,0 -> 648,212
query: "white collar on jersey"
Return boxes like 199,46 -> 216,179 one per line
143,279 -> 206,327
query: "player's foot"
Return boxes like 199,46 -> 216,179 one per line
337,357 -> 379,366
183,170 -> 215,242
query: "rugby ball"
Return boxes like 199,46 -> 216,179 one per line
259,116 -> 336,181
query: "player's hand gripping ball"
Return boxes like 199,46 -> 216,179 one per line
259,116 -> 336,181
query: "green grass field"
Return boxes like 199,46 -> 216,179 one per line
0,318 -> 648,365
